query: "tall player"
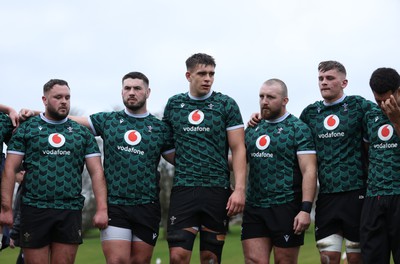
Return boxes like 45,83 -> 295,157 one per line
361,67 -> 400,263
0,79 -> 108,264
242,79 -> 317,263
163,53 -> 247,264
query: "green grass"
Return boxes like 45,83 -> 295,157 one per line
4,224 -> 394,263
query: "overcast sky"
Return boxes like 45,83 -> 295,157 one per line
1,0 -> 399,122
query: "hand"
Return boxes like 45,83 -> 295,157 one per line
0,210 -> 14,228
293,211 -> 311,235
8,108 -> 19,127
19,108 -> 36,122
226,189 -> 245,217
247,113 -> 261,127
381,95 -> 400,123
92,209 -> 108,230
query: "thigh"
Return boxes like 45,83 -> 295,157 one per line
273,246 -> 300,263
23,246 -> 50,264
50,242 -> 79,264
242,237 -> 272,263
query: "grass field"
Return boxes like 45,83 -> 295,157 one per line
1,224 -> 394,263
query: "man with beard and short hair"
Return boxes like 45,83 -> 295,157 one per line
25,72 -> 175,264
0,79 -> 108,264
242,79 -> 317,263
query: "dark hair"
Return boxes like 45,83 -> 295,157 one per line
43,79 -> 69,94
318,61 -> 346,75
369,67 -> 400,94
122,72 -> 149,87
186,53 -> 216,71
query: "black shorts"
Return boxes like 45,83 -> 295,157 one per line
107,202 -> 161,246
167,186 -> 230,234
315,189 -> 365,242
20,204 -> 82,248
360,195 -> 400,264
241,201 -> 304,248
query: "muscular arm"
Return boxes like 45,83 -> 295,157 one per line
0,154 -> 24,227
85,156 -> 108,229
226,128 -> 247,216
293,153 -> 317,234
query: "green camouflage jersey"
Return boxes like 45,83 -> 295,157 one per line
363,106 -> 400,197
89,110 -> 174,205
0,112 -> 13,155
300,95 -> 374,194
163,90 -> 244,188
7,113 -> 101,210
245,112 -> 316,207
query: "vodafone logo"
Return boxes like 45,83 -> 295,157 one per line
378,124 -> 393,141
323,115 -> 340,130
256,135 -> 270,150
124,130 -> 142,146
48,133 -> 66,148
188,110 -> 204,125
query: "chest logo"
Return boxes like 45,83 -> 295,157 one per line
188,110 -> 204,125
256,135 -> 270,150
124,130 -> 142,146
378,124 -> 393,141
323,114 -> 340,130
48,133 -> 66,148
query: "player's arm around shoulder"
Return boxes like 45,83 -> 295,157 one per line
85,156 -> 108,230
226,127 -> 247,217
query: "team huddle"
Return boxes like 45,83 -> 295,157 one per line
0,53 -> 399,264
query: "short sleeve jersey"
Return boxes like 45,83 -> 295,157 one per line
245,113 -> 316,207
300,95 -> 374,194
7,114 -> 101,210
163,91 -> 244,188
363,106 -> 400,197
90,110 -> 174,205
0,112 -> 14,154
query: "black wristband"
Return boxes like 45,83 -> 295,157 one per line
301,201 -> 313,213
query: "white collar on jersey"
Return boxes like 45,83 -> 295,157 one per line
264,111 -> 290,124
40,112 -> 68,124
124,108 -> 150,118
323,94 -> 347,106
188,89 -> 213,100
